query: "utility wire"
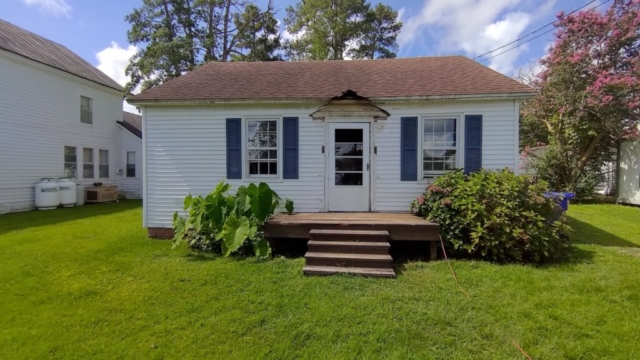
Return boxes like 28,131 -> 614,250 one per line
474,0 -> 610,62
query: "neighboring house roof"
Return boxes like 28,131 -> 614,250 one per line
117,111 -> 142,138
0,19 -> 123,92
128,56 -> 534,103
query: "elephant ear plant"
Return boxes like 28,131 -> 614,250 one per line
172,180 -> 291,259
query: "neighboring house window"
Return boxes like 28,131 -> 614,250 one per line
126,151 -> 136,178
83,148 -> 94,178
423,117 -> 457,178
64,146 -> 77,178
247,120 -> 278,176
99,150 -> 109,178
81,96 -> 92,124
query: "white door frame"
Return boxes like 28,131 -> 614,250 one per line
324,120 -> 373,212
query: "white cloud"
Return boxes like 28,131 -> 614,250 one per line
22,0 -> 72,17
95,42 -> 139,112
398,0 -> 555,74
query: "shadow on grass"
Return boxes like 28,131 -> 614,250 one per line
568,216 -> 640,248
0,200 -> 142,236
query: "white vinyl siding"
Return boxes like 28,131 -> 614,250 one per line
0,50 -> 123,214
142,100 -> 519,228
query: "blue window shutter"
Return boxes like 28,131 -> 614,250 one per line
226,118 -> 242,179
401,117 -> 418,181
464,115 -> 483,174
283,117 -> 299,179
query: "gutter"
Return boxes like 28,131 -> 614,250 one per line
126,92 -> 537,107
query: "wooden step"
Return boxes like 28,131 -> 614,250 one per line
309,229 -> 389,242
303,265 -> 396,278
305,252 -> 393,268
307,240 -> 390,255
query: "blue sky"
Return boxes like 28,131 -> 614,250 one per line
1,0 -> 596,107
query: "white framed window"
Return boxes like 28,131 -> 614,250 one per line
246,119 -> 279,177
99,150 -> 109,178
83,148 -> 94,178
81,96 -> 92,124
422,116 -> 459,178
126,151 -> 136,178
64,146 -> 77,178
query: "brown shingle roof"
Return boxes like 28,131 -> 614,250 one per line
117,111 -> 142,138
129,56 -> 533,102
0,19 -> 122,92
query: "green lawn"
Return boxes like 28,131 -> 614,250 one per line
1,201 -> 639,359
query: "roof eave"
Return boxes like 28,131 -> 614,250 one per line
126,92 -> 536,107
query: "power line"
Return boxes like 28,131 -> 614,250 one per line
473,0 -> 609,62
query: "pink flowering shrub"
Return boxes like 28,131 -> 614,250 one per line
411,170 -> 570,263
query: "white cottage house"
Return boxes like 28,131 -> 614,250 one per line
127,57 -> 535,238
0,20 -> 141,213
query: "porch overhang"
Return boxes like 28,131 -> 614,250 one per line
310,89 -> 390,121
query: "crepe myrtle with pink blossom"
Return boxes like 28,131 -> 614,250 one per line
521,0 -> 640,192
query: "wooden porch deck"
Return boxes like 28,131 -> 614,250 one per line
264,212 -> 440,241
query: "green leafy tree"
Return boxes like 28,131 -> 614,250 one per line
284,0 -> 401,60
231,4 -> 282,61
124,0 -> 278,93
349,3 -> 402,59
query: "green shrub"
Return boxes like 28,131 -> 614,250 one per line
410,170 -> 570,263
172,180 -> 291,259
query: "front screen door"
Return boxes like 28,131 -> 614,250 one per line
328,123 -> 370,211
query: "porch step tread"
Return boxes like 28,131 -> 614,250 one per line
308,240 -> 390,248
309,229 -> 389,237
305,252 -> 392,261
303,265 -> 396,278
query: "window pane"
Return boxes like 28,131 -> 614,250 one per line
335,143 -> 363,156
64,164 -> 76,178
269,150 -> 277,159
99,164 -> 109,178
249,162 -> 259,174
335,129 -> 363,143
127,151 -> 135,164
335,172 -> 363,186
84,164 -> 94,178
81,110 -> 92,124
335,158 -> 363,171
83,148 -> 93,163
81,96 -> 91,109
99,150 -> 108,164
126,164 -> 136,177
269,161 -> 277,175
259,162 -> 268,174
64,146 -> 76,156
434,119 -> 445,133
424,119 -> 434,134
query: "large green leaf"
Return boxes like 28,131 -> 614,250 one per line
235,186 -> 251,214
221,215 -> 251,256
171,212 -> 187,249
285,198 -> 294,215
253,237 -> 271,259
210,180 -> 231,198
249,182 -> 274,223
183,194 -> 193,210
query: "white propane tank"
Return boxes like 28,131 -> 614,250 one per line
35,178 -> 60,210
58,178 -> 77,207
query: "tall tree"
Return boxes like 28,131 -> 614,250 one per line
349,3 -> 402,59
124,0 -> 278,93
284,0 -> 401,61
231,4 -> 282,61
521,0 -> 640,193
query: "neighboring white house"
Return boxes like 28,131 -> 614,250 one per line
117,112 -> 143,199
0,19 -> 140,213
127,56 -> 535,236
618,140 -> 640,205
